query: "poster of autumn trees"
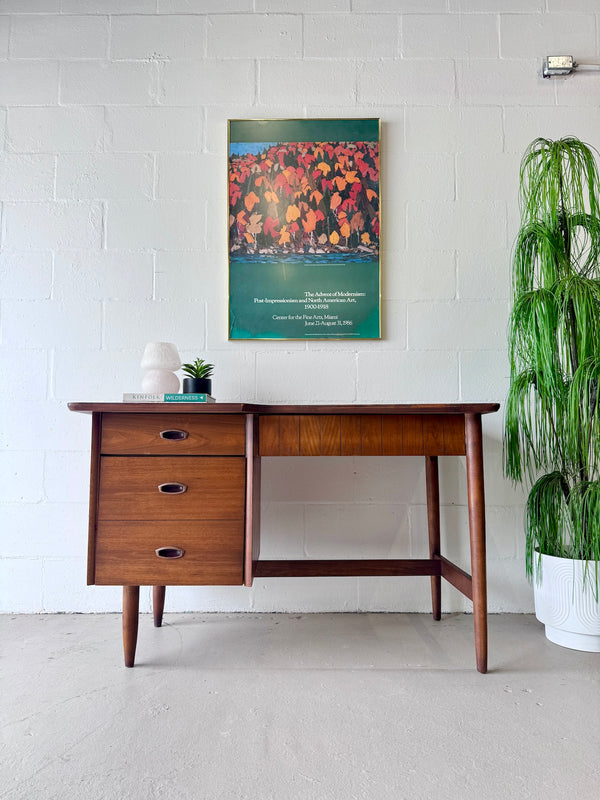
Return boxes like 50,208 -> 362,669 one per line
228,119 -> 381,340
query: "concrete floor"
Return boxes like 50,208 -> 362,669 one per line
1,613 -> 599,800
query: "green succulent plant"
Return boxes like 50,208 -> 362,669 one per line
181,358 -> 214,379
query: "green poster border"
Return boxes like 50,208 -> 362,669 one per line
229,118 -> 380,146
227,118 -> 381,341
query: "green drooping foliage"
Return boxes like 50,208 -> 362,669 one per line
504,137 -> 600,589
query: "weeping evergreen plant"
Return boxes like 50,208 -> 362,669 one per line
504,137 -> 600,593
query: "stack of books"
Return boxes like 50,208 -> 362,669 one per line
122,393 -> 216,403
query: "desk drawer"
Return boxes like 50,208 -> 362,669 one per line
98,457 -> 245,521
95,520 -> 243,585
101,414 -> 246,455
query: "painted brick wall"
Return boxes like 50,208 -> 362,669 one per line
1,0 -> 599,614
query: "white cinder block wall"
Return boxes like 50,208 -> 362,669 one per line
1,0 -> 599,615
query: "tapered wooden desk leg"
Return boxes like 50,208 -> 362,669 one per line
425,455 -> 441,620
123,586 -> 140,668
465,414 -> 488,674
153,585 -> 166,627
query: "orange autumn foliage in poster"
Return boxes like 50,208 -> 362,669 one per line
229,140 -> 379,255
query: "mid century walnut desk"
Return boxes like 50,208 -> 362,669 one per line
69,402 -> 499,673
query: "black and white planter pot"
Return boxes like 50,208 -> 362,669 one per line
533,552 -> 600,652
182,377 -> 212,395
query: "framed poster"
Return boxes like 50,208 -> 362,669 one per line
228,118 -> 381,340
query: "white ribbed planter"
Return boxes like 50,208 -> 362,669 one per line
533,553 -> 600,652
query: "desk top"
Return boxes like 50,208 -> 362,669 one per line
69,402 -> 500,416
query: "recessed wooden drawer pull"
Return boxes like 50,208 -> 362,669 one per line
155,546 -> 185,559
157,482 -> 188,494
159,429 -> 189,441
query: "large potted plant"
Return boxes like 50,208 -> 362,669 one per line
504,136 -> 600,652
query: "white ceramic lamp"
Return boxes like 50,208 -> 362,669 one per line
141,342 -> 181,394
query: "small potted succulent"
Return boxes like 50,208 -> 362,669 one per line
181,358 -> 214,395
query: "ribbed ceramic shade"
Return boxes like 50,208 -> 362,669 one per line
140,342 -> 181,371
